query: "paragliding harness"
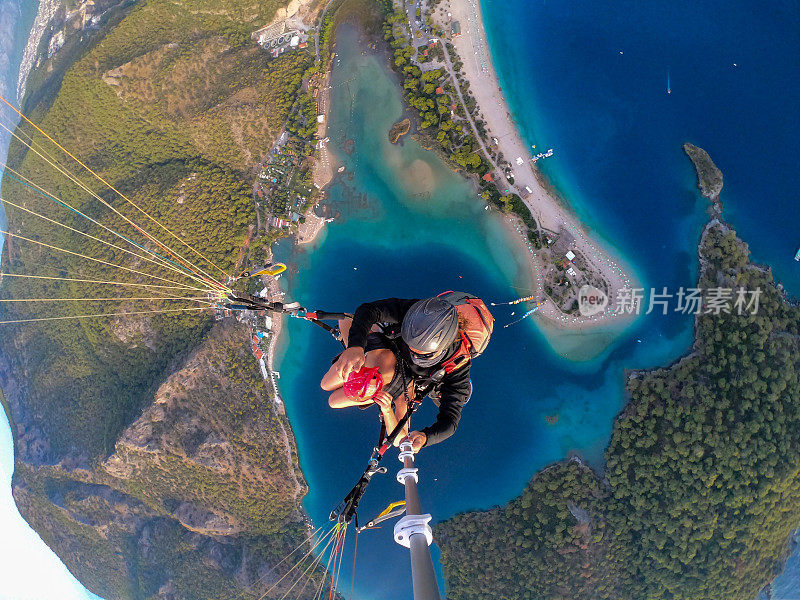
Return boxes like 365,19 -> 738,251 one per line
224,292 -> 352,344
329,292 -> 494,525
328,331 -> 423,525
222,291 -> 421,525
224,290 -> 494,526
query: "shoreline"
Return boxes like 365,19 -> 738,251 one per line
439,0 -> 640,331
301,66 -> 337,247
17,0 -> 60,102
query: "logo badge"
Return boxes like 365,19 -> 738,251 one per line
578,285 -> 608,316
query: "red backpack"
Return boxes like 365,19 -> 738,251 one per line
436,291 -> 494,376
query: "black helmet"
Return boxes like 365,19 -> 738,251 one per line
401,297 -> 459,367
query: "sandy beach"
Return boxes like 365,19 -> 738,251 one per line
296,209 -> 326,245
439,0 -> 639,330
312,69 -> 336,192
301,68 -> 337,247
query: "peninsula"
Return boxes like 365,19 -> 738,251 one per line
378,0 -> 637,330
436,146 -> 800,600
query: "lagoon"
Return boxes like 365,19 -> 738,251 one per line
274,23 -> 698,600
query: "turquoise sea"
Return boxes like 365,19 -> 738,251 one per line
276,23 -> 674,600
482,0 -> 800,595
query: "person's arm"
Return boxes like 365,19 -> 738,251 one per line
346,298 -> 419,349
418,365 -> 472,447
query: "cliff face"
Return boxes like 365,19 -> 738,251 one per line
10,321 -> 314,600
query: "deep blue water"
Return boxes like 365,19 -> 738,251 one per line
273,1 -> 800,597
483,0 -> 800,298
0,0 -> 796,597
483,0 -> 800,593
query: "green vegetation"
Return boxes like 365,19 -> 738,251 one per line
377,2 -> 543,244
12,321 -> 314,600
318,0 -> 385,66
438,460 -> 610,599
381,5 -> 488,175
389,117 -> 411,143
0,0 -> 325,597
438,216 -> 800,599
684,142 -> 724,199
104,321 -> 305,535
0,0 -> 315,458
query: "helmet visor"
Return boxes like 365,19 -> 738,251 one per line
408,346 -> 446,367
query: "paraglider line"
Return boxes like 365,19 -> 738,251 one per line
0,95 -> 232,282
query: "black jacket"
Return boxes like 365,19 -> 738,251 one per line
347,298 -> 472,446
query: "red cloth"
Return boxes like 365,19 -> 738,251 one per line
343,366 -> 383,400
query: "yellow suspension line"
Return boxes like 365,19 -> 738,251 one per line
249,525 -> 326,590
313,528 -> 342,600
0,195 -> 218,289
278,531 -> 341,600
0,123 -> 226,292
331,525 -> 348,600
257,526 -> 340,600
0,228 -> 210,292
0,96 -> 232,282
0,272 -> 219,292
294,539 -> 333,600
0,127 -> 225,292
0,306 -> 210,325
1,164 -> 202,283
309,531 -> 343,600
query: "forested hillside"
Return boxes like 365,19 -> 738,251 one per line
0,0 -> 324,597
437,171 -> 800,600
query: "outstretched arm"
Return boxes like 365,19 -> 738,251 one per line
419,367 -> 472,447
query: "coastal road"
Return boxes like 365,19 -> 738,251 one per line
434,41 -> 504,182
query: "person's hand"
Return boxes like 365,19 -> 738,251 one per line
408,431 -> 427,453
336,347 -> 365,381
372,390 -> 393,412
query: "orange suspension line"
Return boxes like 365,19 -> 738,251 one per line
1,195 -> 219,289
1,163 -> 206,283
0,272 -> 215,291
0,296 -> 211,303
0,306 -> 209,325
256,526 -> 340,600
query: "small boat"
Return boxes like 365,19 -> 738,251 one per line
795,247 -> 800,261
667,70 -> 671,94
